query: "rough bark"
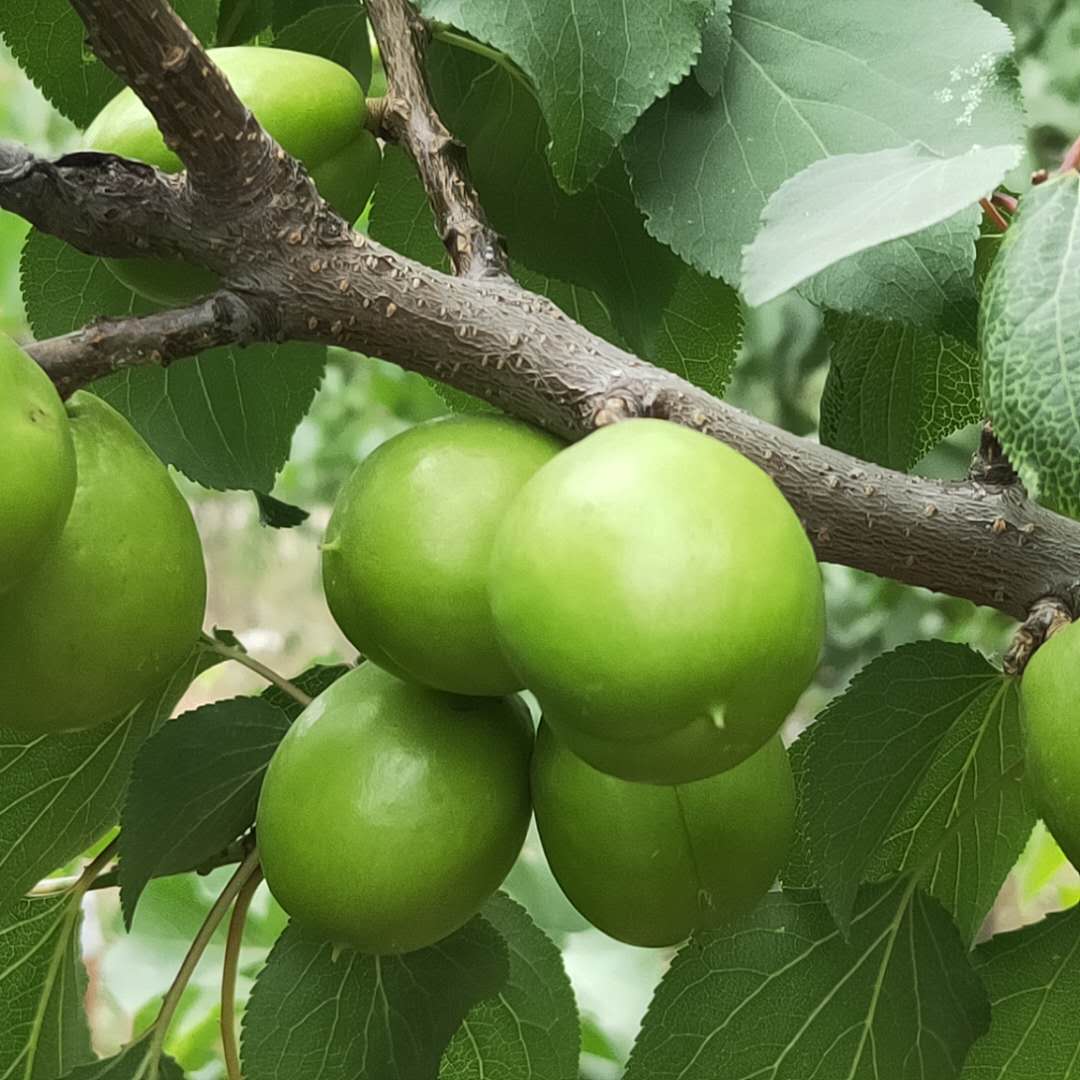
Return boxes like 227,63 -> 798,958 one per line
0,0 -> 1078,623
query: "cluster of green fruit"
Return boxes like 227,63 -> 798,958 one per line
256,415 -> 826,951
0,335 -> 206,734
84,47 -> 381,306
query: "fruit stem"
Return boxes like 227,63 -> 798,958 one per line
221,862 -> 264,1080
146,848 -> 262,1080
201,634 -> 313,707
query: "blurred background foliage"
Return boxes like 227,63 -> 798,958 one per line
3,0 -> 1080,1071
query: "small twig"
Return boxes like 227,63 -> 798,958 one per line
145,849 -> 262,1079
991,191 -> 1019,215
30,839 -> 120,897
27,294 -> 260,399
201,633 -> 313,707
366,0 -> 510,279
980,197 -> 1010,233
1003,596 -> 1073,676
221,863 -> 264,1080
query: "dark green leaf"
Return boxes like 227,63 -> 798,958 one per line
743,143 -> 1020,307
981,171 -> 1080,515
418,0 -> 709,192
241,917 -> 509,1079
218,0 -> 273,44
254,491 -> 310,528
439,894 -> 579,1080
0,646 -> 215,920
0,894 -> 93,1080
273,5 -> 372,91
258,664 -> 351,721
391,49 -> 742,392
20,230 -> 326,492
271,0 -> 340,31
118,697 -> 291,926
0,0 -> 218,128
623,0 -> 1022,288
58,1034 -> 186,1079
820,314 -> 981,471
790,642 -> 1034,944
962,905 -> 1080,1078
695,0 -> 732,96
625,881 -> 989,1080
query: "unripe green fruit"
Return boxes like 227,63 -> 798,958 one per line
0,335 -> 76,594
532,723 -> 794,947
1020,621 -> 1080,870
84,47 -> 381,305
489,419 -> 824,784
257,664 -> 534,953
0,393 -> 206,734
322,415 -> 562,695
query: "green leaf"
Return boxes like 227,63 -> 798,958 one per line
743,143 -> 1020,307
0,646 -> 215,920
962,905 -> 1080,1078
439,894 -> 579,1080
981,171 -> 1080,514
118,697 -> 291,927
802,209 -> 983,344
254,491 -> 310,528
257,664 -> 351,720
271,0 -> 341,31
790,642 -> 1034,945
0,0 -> 218,128
820,313 -> 981,471
91,341 -> 325,492
0,894 -> 92,1080
241,917 -> 509,1079
396,47 -> 742,392
622,0 -> 1022,287
218,0 -> 273,44
58,1034 -> 186,1079
625,881 -> 989,1080
272,5 -> 373,92
20,230 -> 326,492
695,0 -> 733,96
418,0 -> 709,192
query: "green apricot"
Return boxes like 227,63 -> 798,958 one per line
488,419 -> 825,784
0,393 -> 206,734
0,335 -> 76,594
531,723 -> 795,947
322,415 -> 562,695
1021,621 -> 1080,870
84,47 -> 381,305
257,664 -> 534,953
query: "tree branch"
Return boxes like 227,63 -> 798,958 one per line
26,294 -> 260,398
366,0 -> 510,279
68,0 -> 268,194
15,0 -> 1080,625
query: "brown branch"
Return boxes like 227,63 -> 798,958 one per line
26,294 -> 260,398
68,0 -> 267,194
14,0 -> 1078,624
366,0 -> 509,279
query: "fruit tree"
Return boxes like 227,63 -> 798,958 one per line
1,0 -> 1079,1078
